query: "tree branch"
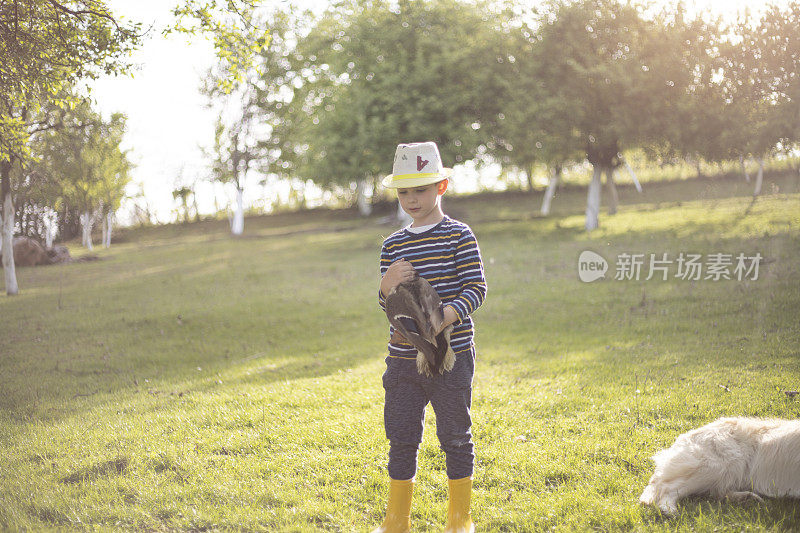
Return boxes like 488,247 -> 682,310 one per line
45,0 -> 126,33
13,0 -> 19,40
28,121 -> 63,134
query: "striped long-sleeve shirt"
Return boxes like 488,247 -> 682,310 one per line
378,215 -> 487,358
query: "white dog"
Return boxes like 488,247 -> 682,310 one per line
640,417 -> 800,514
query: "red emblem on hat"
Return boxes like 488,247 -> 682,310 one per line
417,156 -> 429,171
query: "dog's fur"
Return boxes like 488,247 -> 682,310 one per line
639,417 -> 800,514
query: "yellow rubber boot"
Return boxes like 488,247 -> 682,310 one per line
442,477 -> 474,533
372,478 -> 413,533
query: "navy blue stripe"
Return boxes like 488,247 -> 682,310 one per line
379,215 -> 487,357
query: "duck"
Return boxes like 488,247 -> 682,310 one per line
385,271 -> 455,377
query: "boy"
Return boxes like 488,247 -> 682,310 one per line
374,142 -> 487,533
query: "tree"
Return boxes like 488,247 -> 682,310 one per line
640,8 -> 729,178
207,110 -> 257,235
534,0 -> 689,230
0,0 -> 140,161
170,169 -> 203,225
198,3 -> 280,235
14,169 -> 60,245
719,3 -> 800,196
288,0 -> 510,217
168,0 -> 271,95
33,102 -> 130,250
93,115 -> 131,248
1,0 -> 257,290
172,186 -> 194,224
248,9 -> 311,186
0,0 -> 140,294
493,12 -> 583,215
127,181 -> 155,227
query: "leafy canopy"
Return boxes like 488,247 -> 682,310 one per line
0,0 -> 141,161
287,0 -> 511,187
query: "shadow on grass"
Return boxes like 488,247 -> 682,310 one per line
59,456 -> 129,484
641,496 -> 800,530
2,339 -> 378,428
0,291 -> 383,426
449,170 -> 800,226
478,199 -> 798,249
3,171 -> 797,438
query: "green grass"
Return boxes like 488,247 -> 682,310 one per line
1,171 -> 799,531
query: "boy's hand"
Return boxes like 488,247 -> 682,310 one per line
380,258 -> 415,297
390,330 -> 409,344
437,305 -> 459,334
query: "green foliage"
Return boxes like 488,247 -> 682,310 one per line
0,171 -> 798,529
287,0 -> 511,188
168,0 -> 271,95
31,100 -> 131,215
0,0 -> 141,162
494,0 -> 800,176
212,0 -> 800,199
201,8 -> 305,197
639,8 -> 729,165
719,2 -> 800,159
493,8 -> 584,173
247,10 -> 310,179
172,186 -> 195,223
530,0 -> 677,165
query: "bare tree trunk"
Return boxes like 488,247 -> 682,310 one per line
540,165 -> 561,216
740,155 -> 751,182
101,211 -> 113,248
45,214 -> 54,248
80,212 -> 86,247
101,212 -> 108,248
753,157 -> 764,197
527,164 -> 535,192
231,186 -> 244,235
105,211 -> 113,248
33,207 -> 40,240
81,211 -> 94,250
356,179 -> 372,216
585,165 -> 602,231
622,158 -> 643,192
2,163 -> 19,295
606,167 -> 618,215
685,154 -> 704,177
192,189 -> 200,223
214,190 -> 221,217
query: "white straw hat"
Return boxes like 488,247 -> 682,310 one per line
382,142 -> 453,189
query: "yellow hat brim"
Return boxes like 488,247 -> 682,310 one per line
381,168 -> 453,189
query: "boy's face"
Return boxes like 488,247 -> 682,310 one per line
397,181 -> 444,223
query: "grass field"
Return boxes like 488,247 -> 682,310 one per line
1,171 -> 799,531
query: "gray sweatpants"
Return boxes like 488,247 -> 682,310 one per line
382,345 -> 475,480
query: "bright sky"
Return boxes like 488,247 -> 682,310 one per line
89,0 -> 790,225
89,0 -> 218,224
